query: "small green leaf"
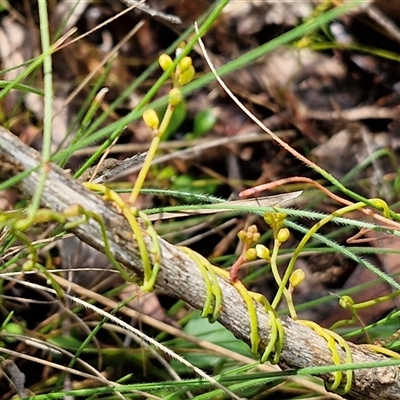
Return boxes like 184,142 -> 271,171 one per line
49,335 -> 86,350
193,108 -> 217,137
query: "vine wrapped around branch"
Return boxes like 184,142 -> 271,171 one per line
1,127 -> 400,400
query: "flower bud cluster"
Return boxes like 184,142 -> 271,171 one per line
143,50 -> 196,129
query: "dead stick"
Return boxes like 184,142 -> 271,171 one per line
0,126 -> 399,400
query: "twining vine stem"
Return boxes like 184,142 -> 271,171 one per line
1,127 -> 400,400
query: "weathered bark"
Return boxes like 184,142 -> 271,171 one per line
1,127 -> 399,400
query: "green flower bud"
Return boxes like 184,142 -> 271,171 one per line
168,88 -> 183,106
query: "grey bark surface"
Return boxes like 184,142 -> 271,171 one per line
1,127 -> 399,400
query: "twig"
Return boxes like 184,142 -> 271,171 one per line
120,0 -> 181,24
77,152 -> 147,184
71,130 -> 296,157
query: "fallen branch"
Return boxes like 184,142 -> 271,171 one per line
1,127 -> 399,400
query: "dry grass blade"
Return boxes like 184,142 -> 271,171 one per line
147,191 -> 302,221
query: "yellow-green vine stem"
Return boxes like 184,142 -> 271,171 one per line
250,291 -> 284,364
179,246 -> 223,322
299,319 -> 353,394
273,201 -> 388,310
84,182 -> 158,288
128,100 -> 175,205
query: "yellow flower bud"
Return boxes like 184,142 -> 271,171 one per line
252,231 -> 261,242
178,65 -> 195,85
143,109 -> 160,130
276,228 -> 290,243
289,269 -> 305,288
245,248 -> 257,261
242,225 -> 259,244
178,56 -> 192,72
248,225 -> 258,234
264,211 -> 287,229
168,88 -> 183,106
255,244 -> 270,260
158,53 -> 173,72
237,229 -> 248,242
